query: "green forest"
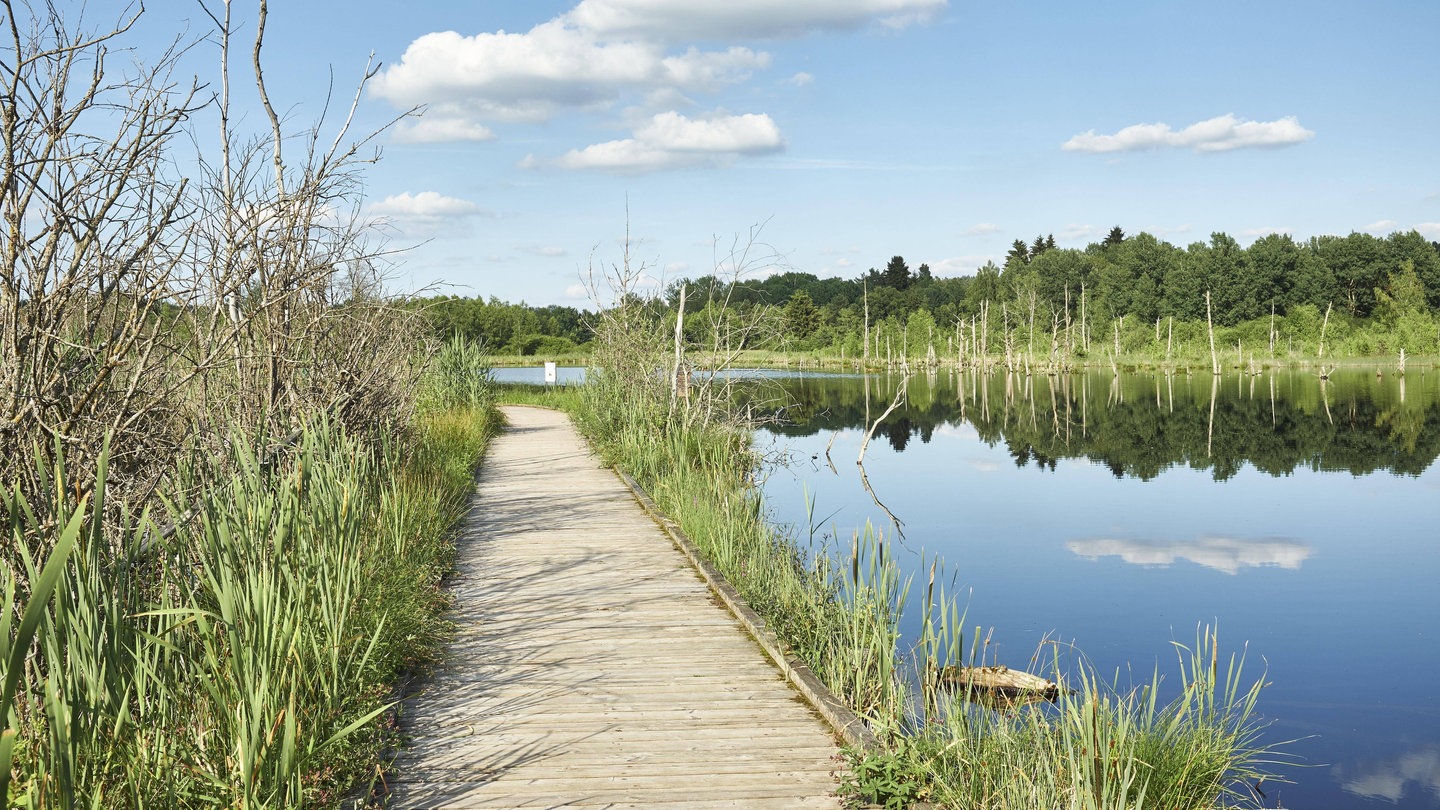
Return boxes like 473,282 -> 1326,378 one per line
418,227 -> 1440,364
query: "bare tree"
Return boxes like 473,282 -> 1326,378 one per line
1,0 -> 424,548
1,2 -> 205,520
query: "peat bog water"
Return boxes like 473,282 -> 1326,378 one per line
754,367 -> 1439,810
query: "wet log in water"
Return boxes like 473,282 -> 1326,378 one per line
932,665 -> 1062,706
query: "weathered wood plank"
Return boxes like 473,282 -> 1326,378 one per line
385,406 -> 847,808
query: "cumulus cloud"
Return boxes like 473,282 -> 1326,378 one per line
786,71 -> 815,87
371,22 -> 764,123
962,222 -> 1000,236
1416,222 -> 1440,238
1062,114 -> 1315,154
566,0 -> 946,40
365,191 -> 487,237
372,2 -> 942,146
1363,219 -> 1399,233
1067,535 -> 1312,575
539,110 -> 784,172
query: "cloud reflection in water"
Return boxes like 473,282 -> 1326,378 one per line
1338,746 -> 1440,803
1067,535 -> 1312,575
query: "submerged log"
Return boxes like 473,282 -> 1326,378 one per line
932,665 -> 1061,706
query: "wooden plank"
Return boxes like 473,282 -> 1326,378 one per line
385,406 -> 847,808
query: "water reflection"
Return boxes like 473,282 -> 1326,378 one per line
1067,535 -> 1313,574
760,368 -> 1440,479
1339,746 -> 1440,804
754,366 -> 1440,809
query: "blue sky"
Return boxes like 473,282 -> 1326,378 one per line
133,0 -> 1439,306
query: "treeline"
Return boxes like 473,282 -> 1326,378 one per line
421,227 -> 1440,362
413,296 -> 595,355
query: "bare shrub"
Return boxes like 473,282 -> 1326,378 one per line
1,0 -> 423,549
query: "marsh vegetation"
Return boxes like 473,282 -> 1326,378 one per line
1,4 -> 498,804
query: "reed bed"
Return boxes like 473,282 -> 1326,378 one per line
0,340 -> 498,807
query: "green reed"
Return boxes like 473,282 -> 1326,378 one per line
0,396 -> 495,806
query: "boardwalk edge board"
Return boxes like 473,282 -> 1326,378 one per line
614,469 -> 883,756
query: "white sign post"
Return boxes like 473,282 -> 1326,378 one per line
544,361 -> 558,385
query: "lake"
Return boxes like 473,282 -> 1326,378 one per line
752,367 -> 1440,809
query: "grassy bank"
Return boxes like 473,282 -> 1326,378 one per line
0,344 -> 499,807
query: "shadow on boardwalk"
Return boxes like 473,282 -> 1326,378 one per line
383,406 -> 847,809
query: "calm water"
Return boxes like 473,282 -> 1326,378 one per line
753,368 -> 1440,809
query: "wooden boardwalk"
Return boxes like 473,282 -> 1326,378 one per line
385,405 -> 848,809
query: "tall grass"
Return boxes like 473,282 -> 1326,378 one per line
494,382 -> 588,411
0,361 -> 497,806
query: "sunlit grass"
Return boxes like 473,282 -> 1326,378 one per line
0,357 -> 498,806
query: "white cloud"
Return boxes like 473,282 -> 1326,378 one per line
563,283 -> 591,300
1363,219 -> 1398,233
373,2 -> 944,145
1068,535 -> 1312,576
962,222 -> 1000,236
566,0 -> 946,41
786,71 -> 815,87
371,21 -> 767,127
541,110 -> 784,173
1062,114 -> 1314,154
392,116 -> 496,143
931,255 -> 991,276
365,191 -> 487,237
835,257 -> 854,268
1416,222 -> 1440,238
662,46 -> 771,91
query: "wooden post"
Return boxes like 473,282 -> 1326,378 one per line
1269,303 -> 1276,358
862,278 -> 870,364
1206,290 -> 1220,375
1318,302 -> 1332,379
671,284 -> 687,406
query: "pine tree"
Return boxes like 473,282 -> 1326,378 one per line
882,255 -> 912,290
